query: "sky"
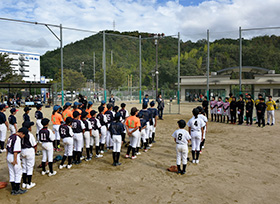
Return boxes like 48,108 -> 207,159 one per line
0,0 -> 280,55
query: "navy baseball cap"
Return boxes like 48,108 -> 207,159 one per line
177,120 -> 186,128
65,117 -> 73,124
24,107 -> 31,112
18,127 -> 29,136
74,102 -> 80,106
22,121 -> 35,128
90,110 -> 97,116
53,105 -> 60,111
73,111 -> 80,118
41,118 -> 50,126
101,100 -> 106,105
88,101 -> 93,105
65,102 -> 72,107
81,111 -> 88,118
150,101 -> 155,106
10,108 -> 19,113
36,104 -> 43,109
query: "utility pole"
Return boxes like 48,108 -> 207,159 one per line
239,26 -> 242,94
60,24 -> 64,106
155,38 -> 159,98
207,29 -> 210,100
139,35 -> 142,104
103,31 -> 106,101
93,52 -> 95,91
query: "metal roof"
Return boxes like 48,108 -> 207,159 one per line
0,82 -> 52,89
217,66 -> 270,75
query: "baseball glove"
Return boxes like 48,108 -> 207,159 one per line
167,165 -> 178,172
0,182 -> 8,189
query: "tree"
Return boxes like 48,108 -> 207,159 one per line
0,53 -> 23,82
54,69 -> 87,92
96,64 -> 126,92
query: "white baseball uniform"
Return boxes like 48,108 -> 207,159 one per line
172,129 -> 191,165
21,132 -> 37,175
187,117 -> 204,151
6,134 -> 22,183
39,128 -> 55,162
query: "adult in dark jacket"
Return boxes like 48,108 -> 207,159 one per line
156,94 -> 164,120
236,95 -> 245,125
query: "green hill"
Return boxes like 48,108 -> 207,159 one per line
41,31 -> 280,92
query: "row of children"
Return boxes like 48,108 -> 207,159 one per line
172,106 -> 207,175
3,99 -> 159,195
202,94 -> 276,127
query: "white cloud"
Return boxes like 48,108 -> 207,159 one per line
0,0 -> 280,54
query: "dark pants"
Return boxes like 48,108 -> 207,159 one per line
257,113 -> 265,127
238,110 -> 244,124
230,111 -> 236,123
204,109 -> 209,119
246,111 -> 253,125
158,108 -> 163,119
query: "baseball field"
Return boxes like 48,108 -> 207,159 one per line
0,103 -> 279,204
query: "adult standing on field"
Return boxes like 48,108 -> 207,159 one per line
143,94 -> 149,107
157,94 -> 164,120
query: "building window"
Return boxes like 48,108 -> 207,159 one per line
210,89 -> 226,99
260,89 -> 270,97
185,89 -> 206,102
273,89 -> 280,97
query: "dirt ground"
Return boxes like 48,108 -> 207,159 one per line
0,102 -> 279,204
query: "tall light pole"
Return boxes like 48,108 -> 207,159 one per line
33,74 -> 36,95
93,52 -> 95,91
155,38 -> 159,98
103,30 -> 106,102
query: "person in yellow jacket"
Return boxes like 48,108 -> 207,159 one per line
266,95 -> 276,126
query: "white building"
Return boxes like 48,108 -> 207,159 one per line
0,48 -> 40,82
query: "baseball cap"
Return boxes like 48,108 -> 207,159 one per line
22,121 -> 35,129
74,102 -> 81,106
53,105 -> 61,111
90,110 -> 97,116
24,107 -> 31,112
10,108 -> 19,113
150,101 -> 155,106
88,101 -> 93,105
98,106 -> 104,113
114,112 -> 121,121
73,111 -> 80,118
177,120 -> 186,128
81,111 -> 88,118
18,127 -> 29,136
65,117 -> 73,124
41,118 -> 50,126
0,104 -> 8,110
65,102 -> 72,107
101,100 -> 106,105
36,104 -> 43,109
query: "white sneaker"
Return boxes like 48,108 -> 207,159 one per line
1,149 -> 6,152
48,171 -> 57,177
80,156 -> 85,160
100,150 -> 104,154
202,146 -> 205,149
22,183 -> 27,189
192,160 -> 196,164
26,182 -> 36,189
131,156 -> 137,160
41,170 -> 49,175
95,154 -> 103,158
59,165 -> 66,169
196,160 -> 199,164
149,144 -> 152,147
136,152 -> 141,155
67,164 -> 72,169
